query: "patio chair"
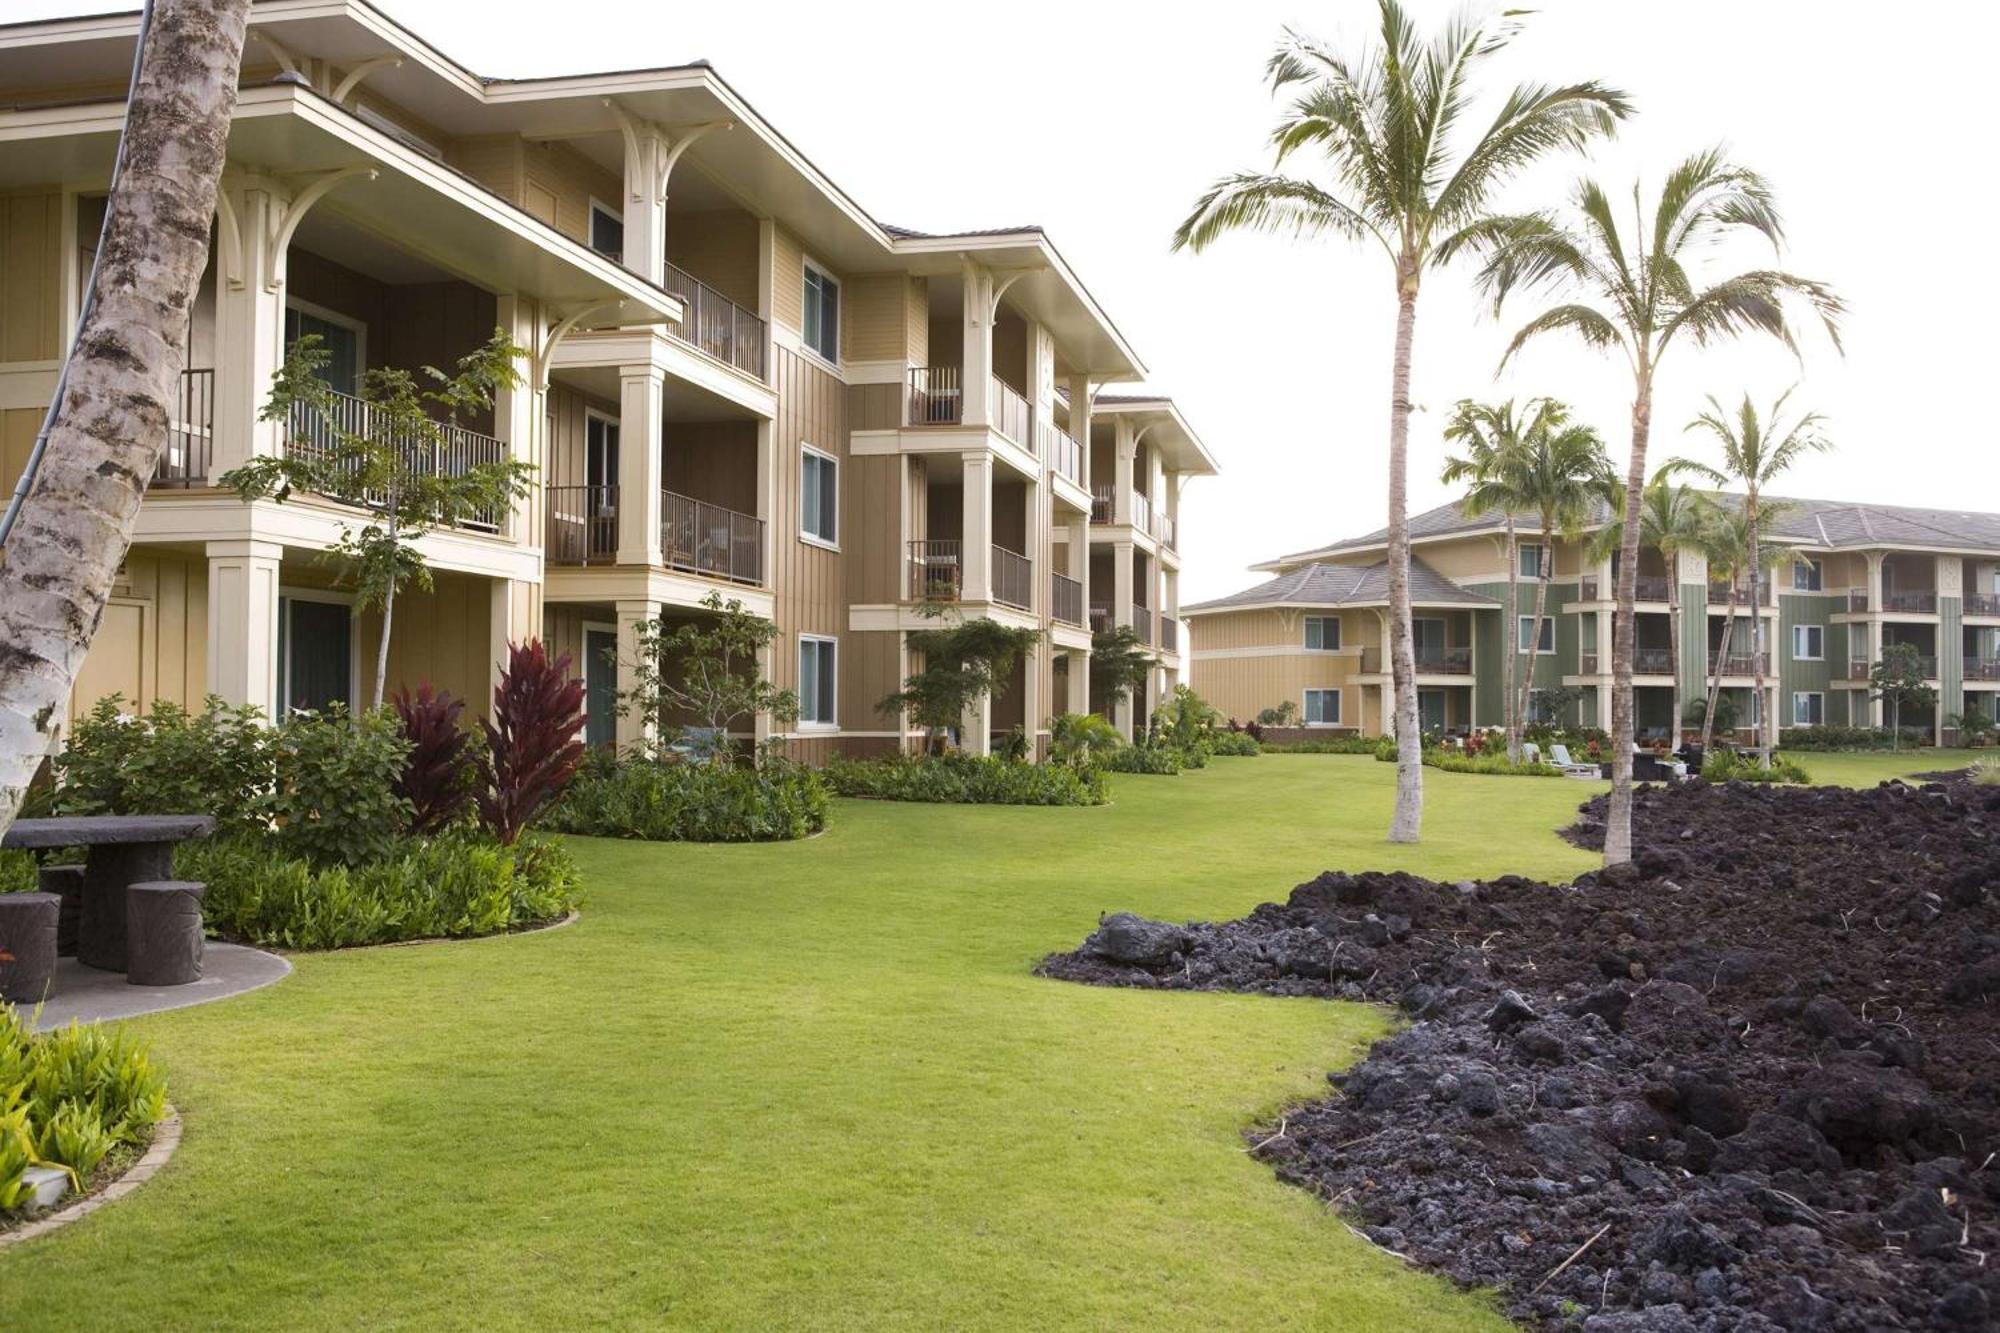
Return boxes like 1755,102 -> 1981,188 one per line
1521,741 -> 1542,765
1546,744 -> 1601,779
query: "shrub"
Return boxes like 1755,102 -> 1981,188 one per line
1205,730 -> 1261,757
1100,746 -> 1183,775
481,640 -> 586,845
392,683 -> 476,832
1776,725 -> 1928,752
822,754 -> 1107,805
177,831 -> 579,951
1,1005 -> 168,1214
1703,749 -> 1811,784
1259,734 -> 1380,755
54,695 -> 272,838
1050,712 -> 1122,770
1255,701 -> 1299,727
1972,759 -> 2000,786
270,705 -> 412,867
1371,742 -> 1562,777
546,753 -> 829,841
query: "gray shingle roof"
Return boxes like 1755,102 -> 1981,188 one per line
1184,559 -> 1499,614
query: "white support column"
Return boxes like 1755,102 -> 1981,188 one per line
1113,417 -> 1137,526
210,181 -> 289,482
753,642 -> 774,750
1112,539 -> 1136,740
495,294 -> 543,549
617,365 -> 665,567
962,452 -> 994,602
487,578 -> 542,703
206,539 -> 283,717
620,124 -> 668,284
1067,648 -> 1090,715
961,263 -> 994,428
961,693 -> 992,757
756,418 -> 776,587
1025,640 -> 1045,756
614,599 -> 657,753
1068,372 -> 1092,492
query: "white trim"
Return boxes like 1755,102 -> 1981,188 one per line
1303,614 -> 1342,651
799,442 -> 840,548
284,295 -> 369,383
586,195 -> 625,262
801,256 -> 841,366
1791,624 -> 1825,661
1792,690 -> 1825,727
1516,615 -> 1555,653
1190,644 -> 1364,662
798,632 -> 838,728
277,586 -> 360,717
1303,687 -> 1342,726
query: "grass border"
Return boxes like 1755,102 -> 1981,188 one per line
0,1106 -> 181,1250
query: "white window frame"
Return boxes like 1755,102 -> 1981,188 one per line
583,408 -> 620,497
1518,543 -> 1546,579
801,259 -> 841,366
1792,557 -> 1824,592
799,443 -> 839,550
1792,691 -> 1824,727
1516,615 -> 1555,653
799,634 -> 838,729
1791,624 -> 1824,661
1303,688 -> 1342,726
283,296 -> 368,381
587,197 -> 625,262
1303,615 -> 1341,651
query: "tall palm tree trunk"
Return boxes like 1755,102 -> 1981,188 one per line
1668,579 -> 1682,751
1387,269 -> 1424,843
1518,522 -> 1552,742
1503,518 -> 1519,762
1701,589 -> 1739,752
1747,490 -> 1769,768
1604,370 -> 1653,865
0,0 -> 252,834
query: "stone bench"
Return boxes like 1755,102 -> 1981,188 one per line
37,864 -> 84,956
125,882 -> 207,987
0,893 -> 60,1003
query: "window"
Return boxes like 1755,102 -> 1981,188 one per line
800,445 -> 838,546
588,200 -> 625,262
1792,624 -> 1824,660
799,636 -> 837,727
1304,616 -> 1341,651
284,300 -> 364,393
1793,558 -> 1824,592
1793,691 -> 1824,726
1303,689 -> 1341,725
802,262 -> 840,363
1517,615 -> 1555,653
1518,544 -> 1546,579
585,412 -> 620,494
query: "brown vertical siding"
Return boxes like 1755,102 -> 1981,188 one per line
69,549 -> 208,721
768,342 -> 847,697
845,454 -> 902,605
664,421 -> 758,513
545,380 -> 618,490
1,191 -> 64,362
771,227 -> 805,334
847,382 -> 903,431
666,210 -> 760,309
355,571 -> 494,709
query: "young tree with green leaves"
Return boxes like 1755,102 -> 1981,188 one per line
884,614 -> 1042,755
1696,505 -> 1787,753
617,592 -> 797,765
1089,624 -> 1157,727
1681,389 -> 1832,768
1173,1 -> 1629,844
222,332 -> 535,710
1477,151 -> 1843,864
1870,642 -> 1937,751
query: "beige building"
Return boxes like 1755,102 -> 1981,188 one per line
0,1 -> 1213,760
1189,497 -> 2000,744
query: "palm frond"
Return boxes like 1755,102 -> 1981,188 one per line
1171,172 -> 1386,255
1432,82 -> 1631,233
1498,302 -> 1627,369
1658,270 -> 1844,356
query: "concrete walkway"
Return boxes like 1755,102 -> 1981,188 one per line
29,944 -> 290,1031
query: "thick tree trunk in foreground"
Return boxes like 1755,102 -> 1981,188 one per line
1604,370 -> 1654,866
0,0 -> 251,834
1386,268 -> 1424,843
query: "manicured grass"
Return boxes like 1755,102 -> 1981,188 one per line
3,757 -> 1600,1331
1784,746 -> 1981,788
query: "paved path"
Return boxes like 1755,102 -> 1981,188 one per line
29,944 -> 290,1031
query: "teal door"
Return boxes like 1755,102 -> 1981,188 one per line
1418,688 -> 1447,734
584,628 -> 618,749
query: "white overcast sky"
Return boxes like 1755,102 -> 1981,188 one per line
28,0 -> 1993,602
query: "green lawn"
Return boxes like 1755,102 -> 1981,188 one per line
2,757 -> 1606,1331
1788,746 -> 1981,788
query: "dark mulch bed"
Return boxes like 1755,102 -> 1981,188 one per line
1038,778 -> 2000,1330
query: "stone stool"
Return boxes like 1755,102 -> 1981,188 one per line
125,881 -> 206,987
36,864 -> 85,956
0,893 -> 60,1003
79,841 -> 174,971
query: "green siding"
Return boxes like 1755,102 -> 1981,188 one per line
1677,584 -> 1708,701
1463,581 -> 1578,727
1779,594 -> 1837,721
1942,596 -> 1964,720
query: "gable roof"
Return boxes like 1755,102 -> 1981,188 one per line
1184,559 -> 1499,616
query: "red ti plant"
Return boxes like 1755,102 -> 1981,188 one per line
480,639 -> 586,845
391,681 -> 474,833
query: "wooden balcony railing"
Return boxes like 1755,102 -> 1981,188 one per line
1965,592 -> 2000,617
1090,485 -> 1113,523
661,262 -> 766,380
1159,616 -> 1179,652
1131,605 -> 1153,646
1051,572 -> 1083,627
993,543 -> 1032,611
991,377 -> 1031,448
545,484 -> 620,565
661,490 -> 763,585
285,388 -> 507,531
152,367 -> 214,487
909,539 -> 962,601
908,366 -> 962,424
1882,590 -> 1939,614
1038,418 -> 1083,486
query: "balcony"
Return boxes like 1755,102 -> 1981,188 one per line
1709,580 -> 1773,607
1581,650 -> 1599,675
1847,657 -> 1872,682
1967,657 -> 2000,681
991,379 -> 1031,448
908,366 -> 962,424
660,262 -> 766,381
1090,485 -> 1113,523
1635,647 -> 1674,675
1160,616 -> 1179,653
1580,574 -> 1672,602
1089,601 -> 1112,633
1051,572 -> 1083,627
1847,589 -> 1869,613
1966,593 -> 2000,617
1132,491 -> 1153,536
1132,605 -> 1153,646
992,544 -> 1032,611
285,388 -> 507,532
1715,652 -> 1770,677
1037,418 -> 1083,486
1361,647 -> 1473,675
1882,590 -> 1939,614
546,484 -> 619,565
1159,512 -> 1177,551
152,368 -> 214,488
661,490 -> 763,586
906,539 -> 1031,611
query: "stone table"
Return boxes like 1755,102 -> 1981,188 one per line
2,816 -> 215,974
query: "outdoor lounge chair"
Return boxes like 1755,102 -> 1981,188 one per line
1547,744 -> 1601,778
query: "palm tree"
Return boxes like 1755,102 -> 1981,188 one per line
1476,151 -> 1843,865
1173,1 -> 1629,843
1593,469 -> 1716,752
1697,504 -> 1788,752
1682,390 -> 1832,767
0,0 -> 251,834
1446,399 -> 1614,760
1441,400 -> 1527,762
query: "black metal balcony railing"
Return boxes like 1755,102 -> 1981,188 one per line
1967,657 -> 2000,681
993,543 -> 1032,611
1709,580 -> 1772,607
152,367 -> 214,487
908,366 -> 962,424
1160,616 -> 1178,653
1360,646 -> 1473,674
545,484 -> 620,565
1581,650 -> 1600,675
285,388 -> 507,532
1635,647 -> 1674,675
909,539 -> 962,601
1131,604 -> 1153,646
661,262 -> 766,380
1848,657 -> 1873,682
661,490 -> 763,585
1051,572 -> 1083,627
1848,589 -> 1870,613
1882,590 -> 1939,614
1716,651 -> 1770,677
1580,574 -> 1672,601
1088,602 -> 1113,633
1966,592 -> 2000,617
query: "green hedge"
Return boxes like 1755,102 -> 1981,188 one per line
174,832 -> 579,952
1703,750 -> 1811,784
1204,732 -> 1262,757
1259,735 -> 1379,755
1371,742 -> 1563,777
545,756 -> 829,842
1099,746 -> 1184,775
2,1006 -> 168,1215
823,754 -> 1107,805
1777,725 -> 1929,751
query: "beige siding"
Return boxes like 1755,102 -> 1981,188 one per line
3,405 -> 41,495
1,191 -> 64,363
842,274 -> 912,364
905,277 -> 929,366
356,571 -> 494,709
69,548 -> 208,721
1188,608 -> 1375,730
518,141 -> 621,247
771,226 -> 805,334
446,136 -> 524,207
665,211 -> 759,310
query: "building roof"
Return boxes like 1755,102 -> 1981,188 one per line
1262,493 -> 2000,570
1184,559 -> 1498,615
